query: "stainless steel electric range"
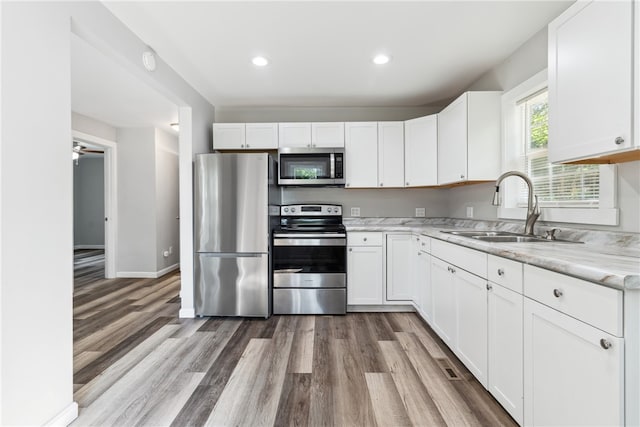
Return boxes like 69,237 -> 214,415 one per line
272,204 -> 346,315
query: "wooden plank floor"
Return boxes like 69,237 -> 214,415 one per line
72,253 -> 517,426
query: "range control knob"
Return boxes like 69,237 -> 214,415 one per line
291,207 -> 296,213
283,207 -> 289,213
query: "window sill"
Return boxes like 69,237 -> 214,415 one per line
498,207 -> 619,226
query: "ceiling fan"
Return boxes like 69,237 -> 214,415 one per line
72,142 -> 104,164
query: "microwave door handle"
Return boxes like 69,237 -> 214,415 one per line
330,153 -> 335,179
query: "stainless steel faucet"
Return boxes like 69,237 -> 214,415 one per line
491,171 -> 541,235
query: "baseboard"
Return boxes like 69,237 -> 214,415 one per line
116,263 -> 179,279
179,307 -> 195,318
74,244 -> 105,250
347,304 -> 415,313
45,401 -> 78,426
157,263 -> 179,277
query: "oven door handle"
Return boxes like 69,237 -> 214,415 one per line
273,238 -> 346,246
273,233 -> 346,238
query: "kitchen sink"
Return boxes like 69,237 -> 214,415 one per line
441,230 -> 582,244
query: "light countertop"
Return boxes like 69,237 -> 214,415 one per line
345,218 -> 640,291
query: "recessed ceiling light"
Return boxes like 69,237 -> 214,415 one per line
252,56 -> 269,67
373,54 -> 390,65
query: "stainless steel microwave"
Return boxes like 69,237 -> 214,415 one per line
277,147 -> 345,186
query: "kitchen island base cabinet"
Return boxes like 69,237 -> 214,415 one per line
524,298 -> 624,427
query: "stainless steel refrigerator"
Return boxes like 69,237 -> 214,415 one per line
194,153 -> 280,317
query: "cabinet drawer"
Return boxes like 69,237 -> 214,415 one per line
431,239 -> 487,278
347,232 -> 383,246
488,255 -> 523,294
524,265 -> 623,336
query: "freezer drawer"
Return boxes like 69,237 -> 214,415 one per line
195,253 -> 269,317
273,288 -> 346,315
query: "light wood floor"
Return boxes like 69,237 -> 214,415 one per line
72,253 -> 517,426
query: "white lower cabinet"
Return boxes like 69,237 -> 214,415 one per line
488,282 -> 523,425
347,232 -> 383,305
413,236 -> 432,323
455,267 -> 488,388
524,298 -> 624,427
431,257 -> 457,348
386,234 -> 412,302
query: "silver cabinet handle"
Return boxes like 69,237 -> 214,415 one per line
241,144 -> 245,148
380,183 -> 384,187
406,182 -> 410,186
346,183 -> 350,187
460,174 -> 465,179
497,268 -> 505,276
486,283 -> 493,291
447,266 -> 456,273
600,338 -> 612,349
615,137 -> 624,145
553,289 -> 563,298
246,144 -> 250,148
363,237 -> 367,242
418,252 -> 422,256
349,248 -> 353,252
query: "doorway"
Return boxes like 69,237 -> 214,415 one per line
72,131 -> 117,279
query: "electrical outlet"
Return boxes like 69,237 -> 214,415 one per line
466,206 -> 474,218
163,250 -> 169,258
415,208 -> 426,217
350,207 -> 361,217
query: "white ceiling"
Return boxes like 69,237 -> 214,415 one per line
104,1 -> 573,108
70,33 -> 179,134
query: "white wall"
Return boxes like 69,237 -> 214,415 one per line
447,27 -> 640,233
73,156 -> 105,247
0,2 -> 215,423
216,105 -> 442,123
155,129 -> 180,270
71,111 -> 117,142
1,3 -> 75,425
117,128 -> 157,274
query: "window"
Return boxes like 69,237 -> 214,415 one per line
501,70 -> 618,226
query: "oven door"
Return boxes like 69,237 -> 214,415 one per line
272,233 -> 346,288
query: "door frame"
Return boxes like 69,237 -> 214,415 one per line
72,130 -> 117,279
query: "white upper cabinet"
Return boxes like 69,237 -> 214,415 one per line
311,122 -> 345,147
404,115 -> 438,187
278,123 -> 312,148
378,122 -> 405,188
437,91 -> 501,185
213,123 -> 277,150
345,122 -> 378,188
245,123 -> 278,149
213,123 -> 246,150
548,0 -> 637,163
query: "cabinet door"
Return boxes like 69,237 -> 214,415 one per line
404,115 -> 438,187
431,257 -> 456,348
213,123 -> 245,149
488,283 -> 523,425
311,122 -> 345,147
417,249 -> 432,325
378,122 -> 405,188
245,123 -> 278,149
437,94 -> 467,185
344,122 -> 378,188
548,0 -> 633,162
454,268 -> 488,388
410,236 -> 421,307
386,234 -> 412,302
278,123 -> 311,148
524,298 -> 624,426
347,246 -> 383,305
